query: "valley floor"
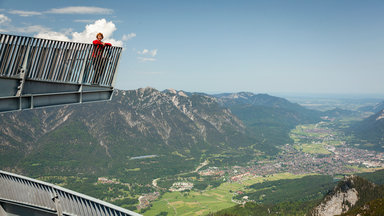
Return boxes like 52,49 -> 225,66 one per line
137,121 -> 384,215
144,173 -> 314,216
33,121 -> 384,215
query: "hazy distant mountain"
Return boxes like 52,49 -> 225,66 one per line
358,101 -> 384,113
322,107 -> 360,119
215,92 -> 322,153
348,109 -> 384,151
215,92 -> 321,123
215,92 -> 297,107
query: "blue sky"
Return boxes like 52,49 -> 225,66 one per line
1,0 -> 384,95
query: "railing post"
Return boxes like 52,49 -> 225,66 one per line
78,45 -> 90,84
111,49 -> 123,88
0,203 -> 6,215
52,191 -> 63,216
16,45 -> 31,98
78,45 -> 91,103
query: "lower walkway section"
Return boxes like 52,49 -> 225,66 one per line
0,170 -> 141,216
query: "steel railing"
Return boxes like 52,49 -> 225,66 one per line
0,170 -> 141,216
0,33 -> 122,87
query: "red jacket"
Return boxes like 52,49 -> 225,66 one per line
92,40 -> 112,58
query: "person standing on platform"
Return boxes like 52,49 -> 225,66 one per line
91,32 -> 112,84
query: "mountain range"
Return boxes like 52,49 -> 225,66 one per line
1,87 -> 384,215
0,88 -> 248,181
358,101 -> 384,113
0,88 -> 321,183
348,108 -> 384,151
215,92 -> 321,153
322,107 -> 360,119
1,88 -> 383,180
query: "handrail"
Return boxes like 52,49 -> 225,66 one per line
0,33 -> 122,87
0,170 -> 141,216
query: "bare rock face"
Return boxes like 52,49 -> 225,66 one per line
376,109 -> 384,121
312,187 -> 358,216
311,175 -> 383,216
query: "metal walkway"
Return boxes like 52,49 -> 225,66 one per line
0,170 -> 141,216
0,33 -> 122,113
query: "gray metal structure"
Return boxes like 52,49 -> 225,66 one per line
0,33 -> 122,113
0,170 -> 141,216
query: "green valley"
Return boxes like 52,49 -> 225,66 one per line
1,89 -> 384,215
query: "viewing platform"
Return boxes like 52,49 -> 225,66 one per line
0,170 -> 141,216
0,33 -> 122,113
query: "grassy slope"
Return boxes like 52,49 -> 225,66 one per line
213,170 -> 384,216
144,173 -> 315,216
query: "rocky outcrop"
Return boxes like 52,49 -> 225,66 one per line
312,187 -> 358,216
311,175 -> 384,216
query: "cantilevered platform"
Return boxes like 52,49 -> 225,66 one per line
0,170 -> 141,216
0,33 -> 122,113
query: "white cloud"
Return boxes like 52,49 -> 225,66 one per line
2,16 -> 126,47
4,25 -> 50,34
138,49 -> 148,55
137,49 -> 158,62
138,71 -> 163,75
0,14 -> 46,34
35,31 -> 71,41
71,19 -> 123,46
138,57 -> 157,62
6,7 -> 112,17
0,14 -> 11,25
33,19 -> 124,47
151,49 -> 158,56
122,33 -> 136,41
47,6 -> 113,14
74,19 -> 95,23
138,48 -> 158,57
22,25 -> 52,33
9,10 -> 42,17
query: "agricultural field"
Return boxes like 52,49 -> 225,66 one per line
143,173 -> 313,216
294,143 -> 331,155
290,123 -> 345,155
